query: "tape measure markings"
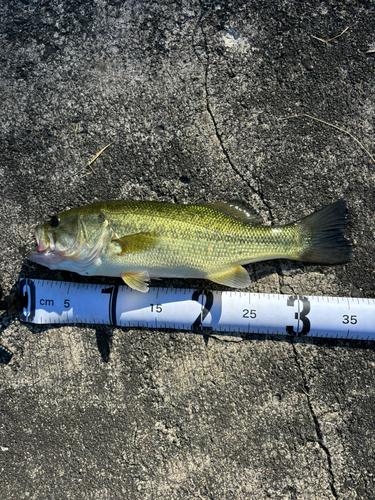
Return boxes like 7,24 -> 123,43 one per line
17,278 -> 375,340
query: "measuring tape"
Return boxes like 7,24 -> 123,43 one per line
18,278 -> 375,340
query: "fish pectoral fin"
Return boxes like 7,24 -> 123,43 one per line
206,265 -> 251,288
112,232 -> 158,255
121,271 -> 150,293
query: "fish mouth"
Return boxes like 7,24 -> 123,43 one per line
26,226 -> 55,262
35,226 -> 55,253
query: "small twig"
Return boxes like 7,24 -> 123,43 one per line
78,142 -> 113,177
299,386 -> 309,397
81,171 -> 93,178
311,26 -> 351,46
278,113 -> 375,166
310,35 -> 328,45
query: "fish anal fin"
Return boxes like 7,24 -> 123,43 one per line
113,232 -> 158,255
121,271 -> 150,293
202,201 -> 262,224
206,265 -> 251,288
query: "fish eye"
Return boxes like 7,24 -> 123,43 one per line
50,216 -> 59,227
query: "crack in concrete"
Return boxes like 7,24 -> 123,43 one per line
277,267 -> 284,294
200,28 -> 252,186
195,18 -> 275,222
291,343 -> 338,499
256,177 -> 275,222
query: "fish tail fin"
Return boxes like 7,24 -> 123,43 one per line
297,200 -> 354,264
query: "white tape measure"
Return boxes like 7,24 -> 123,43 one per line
18,279 -> 375,340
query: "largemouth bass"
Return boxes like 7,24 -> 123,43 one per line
26,200 -> 353,292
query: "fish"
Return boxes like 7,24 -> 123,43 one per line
26,199 -> 353,292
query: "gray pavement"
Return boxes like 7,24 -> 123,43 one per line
1,1 -> 375,498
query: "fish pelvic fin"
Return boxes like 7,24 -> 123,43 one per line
206,265 -> 251,288
121,271 -> 150,293
297,200 -> 354,264
113,232 -> 158,255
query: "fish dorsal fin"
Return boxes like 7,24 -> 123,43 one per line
202,202 -> 261,224
121,271 -> 150,292
206,265 -> 251,288
112,232 -> 158,255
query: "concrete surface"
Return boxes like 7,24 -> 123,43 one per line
1,0 -> 375,498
